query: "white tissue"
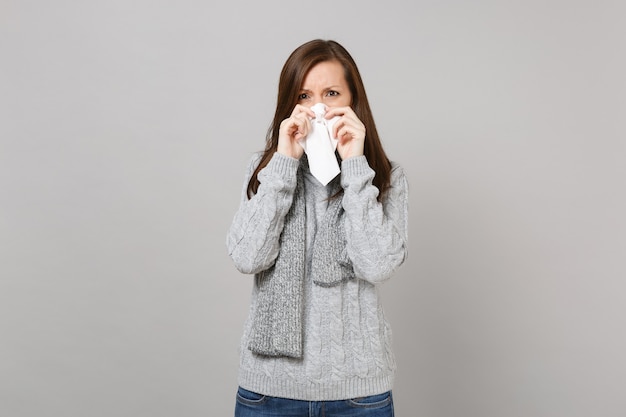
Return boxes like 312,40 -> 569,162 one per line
298,103 -> 341,186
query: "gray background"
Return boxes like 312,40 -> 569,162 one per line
1,1 -> 625,416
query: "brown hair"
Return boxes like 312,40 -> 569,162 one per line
247,39 -> 392,201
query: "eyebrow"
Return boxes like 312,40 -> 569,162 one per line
299,85 -> 343,92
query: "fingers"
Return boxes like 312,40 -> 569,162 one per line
323,106 -> 343,120
281,112 -> 311,140
283,105 -> 315,139
326,107 -> 365,143
277,107 -> 313,159
335,122 -> 364,143
325,106 -> 366,159
291,104 -> 316,119
323,105 -> 354,120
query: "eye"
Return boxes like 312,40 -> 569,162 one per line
298,93 -> 309,101
326,90 -> 339,97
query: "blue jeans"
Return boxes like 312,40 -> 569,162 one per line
234,387 -> 394,417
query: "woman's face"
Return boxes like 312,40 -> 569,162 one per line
297,60 -> 352,108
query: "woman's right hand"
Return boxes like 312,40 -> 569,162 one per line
277,105 -> 315,159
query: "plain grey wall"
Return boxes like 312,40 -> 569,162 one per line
1,1 -> 625,416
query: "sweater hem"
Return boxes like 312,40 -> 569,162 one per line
238,368 -> 394,401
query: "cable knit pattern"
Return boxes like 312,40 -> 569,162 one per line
247,174 -> 306,358
227,152 -> 409,401
248,167 -> 351,358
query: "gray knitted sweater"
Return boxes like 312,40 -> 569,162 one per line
227,152 -> 409,401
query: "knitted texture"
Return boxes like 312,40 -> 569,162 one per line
248,167 -> 353,358
227,152 -> 409,401
247,174 -> 306,358
311,195 -> 355,287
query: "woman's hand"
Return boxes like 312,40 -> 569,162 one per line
325,106 -> 366,160
277,105 -> 315,159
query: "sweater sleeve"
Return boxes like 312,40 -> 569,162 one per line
340,156 -> 409,284
226,152 -> 300,274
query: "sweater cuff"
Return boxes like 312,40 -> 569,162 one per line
265,152 -> 300,179
340,155 -> 375,185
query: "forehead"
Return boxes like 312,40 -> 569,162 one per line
301,60 -> 347,88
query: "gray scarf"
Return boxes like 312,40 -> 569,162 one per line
248,168 -> 355,358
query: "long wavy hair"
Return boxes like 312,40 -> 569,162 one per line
247,39 -> 392,202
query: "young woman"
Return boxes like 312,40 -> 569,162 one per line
227,39 -> 408,416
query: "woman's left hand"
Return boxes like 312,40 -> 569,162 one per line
325,106 -> 366,160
